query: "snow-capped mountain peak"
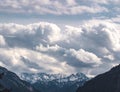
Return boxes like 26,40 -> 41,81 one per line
20,72 -> 88,92
20,73 -> 88,83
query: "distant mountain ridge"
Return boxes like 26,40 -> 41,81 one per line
0,66 -> 39,92
77,64 -> 120,92
21,72 -> 89,92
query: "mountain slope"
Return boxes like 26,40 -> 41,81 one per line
0,66 -> 39,92
21,73 -> 89,92
77,64 -> 120,92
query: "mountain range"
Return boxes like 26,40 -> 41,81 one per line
1,64 -> 120,92
20,72 -> 89,92
0,66 -> 89,92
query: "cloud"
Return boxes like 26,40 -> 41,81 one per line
61,20 -> 120,52
36,44 -> 61,52
69,5 -> 108,15
82,0 -> 120,5
0,20 -> 120,76
0,35 -> 6,46
69,49 -> 102,66
0,0 -> 111,15
0,22 -> 61,48
35,44 -> 102,69
0,48 -> 75,74
66,0 -> 77,6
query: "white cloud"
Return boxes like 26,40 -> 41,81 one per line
69,49 -> 102,66
0,22 -> 61,47
87,0 -> 109,4
69,5 -> 108,14
83,0 -> 120,5
81,20 -> 120,51
0,35 -> 6,47
0,0 -> 119,79
0,0 -> 110,15
36,44 -> 61,52
0,20 -> 120,76
60,19 -> 120,52
104,54 -> 114,61
66,0 -> 77,6
0,48 -> 75,74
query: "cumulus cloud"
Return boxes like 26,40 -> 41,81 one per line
0,22 -> 61,48
0,20 -> 120,76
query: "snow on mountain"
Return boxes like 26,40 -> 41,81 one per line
20,73 -> 88,83
20,72 -> 89,92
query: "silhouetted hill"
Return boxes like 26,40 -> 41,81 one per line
0,66 -> 39,92
77,64 -> 120,92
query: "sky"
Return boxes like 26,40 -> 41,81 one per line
0,0 -> 120,77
